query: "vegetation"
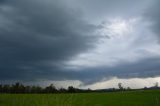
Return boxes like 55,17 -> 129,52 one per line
0,82 -> 160,106
0,90 -> 160,106
0,82 -> 159,94
0,82 -> 90,93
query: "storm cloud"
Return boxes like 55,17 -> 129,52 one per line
0,0 -> 160,88
0,0 -> 100,80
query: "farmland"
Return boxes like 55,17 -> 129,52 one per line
0,90 -> 160,106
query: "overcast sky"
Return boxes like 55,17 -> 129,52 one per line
0,0 -> 160,89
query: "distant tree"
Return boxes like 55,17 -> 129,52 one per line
87,88 -> 91,91
118,83 -> 123,90
25,86 -> 31,93
68,86 -> 76,93
31,86 -> 37,93
0,84 -> 2,93
11,82 -> 25,93
111,88 -> 116,92
59,88 -> 67,93
127,87 -> 131,90
45,84 -> 57,93
36,86 -> 42,93
143,86 -> 148,89
3,84 -> 10,93
154,82 -> 159,88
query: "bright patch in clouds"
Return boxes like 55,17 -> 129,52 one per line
99,18 -> 134,38
107,19 -> 132,36
82,77 -> 160,90
65,18 -> 160,69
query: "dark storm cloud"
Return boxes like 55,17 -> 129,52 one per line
0,0 -> 100,80
0,0 -> 5,4
1,0 -> 160,86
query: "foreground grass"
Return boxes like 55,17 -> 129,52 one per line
0,90 -> 160,106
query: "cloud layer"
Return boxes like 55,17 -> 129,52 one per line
0,0 -> 160,88
0,0 -> 100,80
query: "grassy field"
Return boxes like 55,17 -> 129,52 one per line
0,90 -> 160,106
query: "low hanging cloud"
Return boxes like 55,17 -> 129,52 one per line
82,77 -> 160,90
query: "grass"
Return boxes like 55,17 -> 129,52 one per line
0,90 -> 160,106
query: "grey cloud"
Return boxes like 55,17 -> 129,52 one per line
1,0 -> 160,87
74,57 -> 160,85
67,0 -> 151,22
144,0 -> 160,39
0,0 -> 99,80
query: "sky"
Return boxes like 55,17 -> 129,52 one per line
0,0 -> 160,89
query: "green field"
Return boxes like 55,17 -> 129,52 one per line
0,90 -> 160,106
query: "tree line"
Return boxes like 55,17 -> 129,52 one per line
0,82 -> 90,94
0,82 -> 159,94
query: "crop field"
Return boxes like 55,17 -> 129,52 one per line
0,90 -> 160,106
